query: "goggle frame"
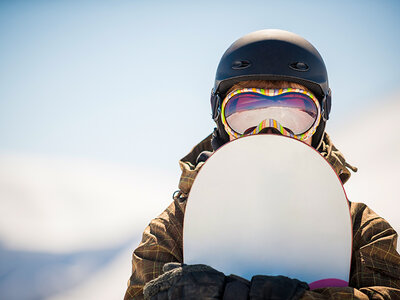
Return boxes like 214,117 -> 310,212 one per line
221,88 -> 321,141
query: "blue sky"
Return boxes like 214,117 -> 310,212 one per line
0,0 -> 399,172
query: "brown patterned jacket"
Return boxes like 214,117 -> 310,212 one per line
124,134 -> 400,299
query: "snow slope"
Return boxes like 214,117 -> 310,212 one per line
0,156 -> 175,299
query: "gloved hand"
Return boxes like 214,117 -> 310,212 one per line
143,263 -> 226,300
249,275 -> 309,300
143,262 -> 309,300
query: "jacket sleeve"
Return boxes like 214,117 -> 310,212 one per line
124,198 -> 186,300
301,202 -> 400,299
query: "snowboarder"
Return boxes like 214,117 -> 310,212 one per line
124,29 -> 400,300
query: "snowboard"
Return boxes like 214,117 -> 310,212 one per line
183,134 -> 352,290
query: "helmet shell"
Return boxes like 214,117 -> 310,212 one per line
211,29 -> 331,149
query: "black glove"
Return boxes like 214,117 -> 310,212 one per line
144,262 -> 309,300
223,274 -> 250,300
143,263 -> 226,300
249,275 -> 309,300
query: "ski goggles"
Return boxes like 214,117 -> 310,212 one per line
221,88 -> 321,141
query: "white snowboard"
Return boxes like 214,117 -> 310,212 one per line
183,134 -> 352,289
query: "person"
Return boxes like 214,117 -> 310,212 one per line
124,30 -> 400,299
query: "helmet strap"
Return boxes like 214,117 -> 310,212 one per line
321,89 -> 331,122
312,120 -> 326,150
211,90 -> 230,149
211,128 -> 226,151
212,116 -> 230,150
211,90 -> 221,120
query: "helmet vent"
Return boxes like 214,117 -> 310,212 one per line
289,62 -> 309,72
232,60 -> 251,70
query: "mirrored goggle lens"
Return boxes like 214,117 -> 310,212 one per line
224,92 -> 318,135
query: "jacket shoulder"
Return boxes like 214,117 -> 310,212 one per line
349,201 -> 398,249
348,202 -> 400,290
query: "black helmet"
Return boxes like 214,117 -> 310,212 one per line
210,29 -> 331,149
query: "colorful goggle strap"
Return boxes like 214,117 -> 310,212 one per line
221,88 -> 321,141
